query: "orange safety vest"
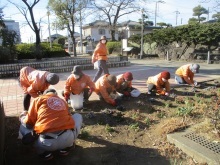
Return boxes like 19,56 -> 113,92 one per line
24,93 -> 75,134
20,66 -> 50,98
64,74 -> 95,95
116,74 -> 132,90
175,64 -> 194,85
146,73 -> 170,95
92,42 -> 108,62
95,74 -> 115,104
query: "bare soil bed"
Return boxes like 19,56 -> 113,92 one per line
4,79 -> 220,165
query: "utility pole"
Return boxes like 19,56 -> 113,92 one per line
79,9 -> 83,54
155,0 -> 165,26
47,8 -> 52,48
174,10 -> 180,26
140,8 -> 144,59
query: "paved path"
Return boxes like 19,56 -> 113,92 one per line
1,59 -> 219,116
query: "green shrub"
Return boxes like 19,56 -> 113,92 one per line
106,41 -> 122,54
53,37 -> 66,47
0,46 -> 17,63
16,43 -> 69,60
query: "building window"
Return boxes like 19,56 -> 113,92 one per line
99,29 -> 105,35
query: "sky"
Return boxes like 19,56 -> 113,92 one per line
0,0 -> 218,43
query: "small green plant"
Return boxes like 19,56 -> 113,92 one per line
165,101 -> 172,108
177,106 -> 193,116
80,129 -> 90,139
157,111 -> 166,118
129,122 -> 139,131
144,117 -> 151,127
105,124 -> 115,133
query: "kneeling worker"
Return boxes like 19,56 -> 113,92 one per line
146,71 -> 171,96
175,63 -> 200,86
19,89 -> 83,160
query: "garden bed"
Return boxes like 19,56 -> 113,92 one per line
4,79 -> 220,165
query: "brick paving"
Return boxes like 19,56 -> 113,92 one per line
1,59 -> 219,116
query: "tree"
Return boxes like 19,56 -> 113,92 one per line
91,0 -> 144,41
188,17 -> 199,24
0,8 -> 5,28
138,14 -> 154,28
191,5 -> 209,23
48,0 -> 90,56
212,12 -> 220,21
8,0 -> 42,59
156,22 -> 172,28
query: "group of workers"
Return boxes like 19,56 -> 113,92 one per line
17,35 -> 201,160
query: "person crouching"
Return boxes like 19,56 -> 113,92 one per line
116,72 -> 134,97
146,71 -> 171,96
95,74 -> 118,106
19,89 -> 83,160
63,65 -> 95,110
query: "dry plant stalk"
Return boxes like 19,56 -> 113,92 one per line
160,117 -> 191,134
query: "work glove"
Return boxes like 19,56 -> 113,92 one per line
64,93 -> 70,101
165,92 -> 169,96
111,100 -> 117,107
194,81 -> 198,87
89,87 -> 95,93
123,91 -> 130,96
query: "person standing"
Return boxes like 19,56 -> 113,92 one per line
19,89 -> 83,160
92,35 -> 109,82
146,71 -> 171,96
175,64 -> 200,86
19,66 -> 59,111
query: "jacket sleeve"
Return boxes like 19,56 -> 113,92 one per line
23,99 -> 39,126
100,85 -> 114,104
92,44 -> 100,63
27,83 -> 39,98
183,69 -> 194,85
64,76 -> 72,95
86,76 -> 96,90
155,81 -> 165,95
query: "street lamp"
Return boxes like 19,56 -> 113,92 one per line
155,0 -> 165,26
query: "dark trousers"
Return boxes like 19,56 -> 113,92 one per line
93,60 -> 109,82
23,94 -> 31,111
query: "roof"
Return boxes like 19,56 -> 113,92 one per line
83,20 -> 110,29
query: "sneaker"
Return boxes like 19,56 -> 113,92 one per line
39,152 -> 53,160
59,146 -> 72,156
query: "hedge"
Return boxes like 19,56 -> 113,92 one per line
16,43 -> 69,60
107,41 -> 122,54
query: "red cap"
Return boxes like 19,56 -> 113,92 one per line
161,71 -> 170,80
123,72 -> 133,81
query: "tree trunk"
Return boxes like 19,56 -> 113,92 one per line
111,30 -> 116,41
71,35 -> 77,57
